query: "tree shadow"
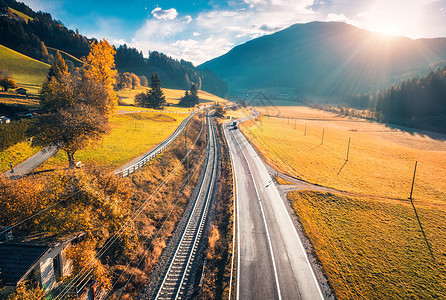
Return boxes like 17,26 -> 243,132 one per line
383,122 -> 446,141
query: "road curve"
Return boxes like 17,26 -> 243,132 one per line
224,120 -> 324,300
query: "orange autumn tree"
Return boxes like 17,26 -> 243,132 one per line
65,240 -> 111,289
83,39 -> 118,117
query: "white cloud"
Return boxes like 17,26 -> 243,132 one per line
125,0 -> 446,64
184,15 -> 193,23
151,7 -> 178,20
112,38 -> 127,45
125,1 -> 320,64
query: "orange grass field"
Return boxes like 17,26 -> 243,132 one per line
289,190 -> 446,299
241,106 -> 446,206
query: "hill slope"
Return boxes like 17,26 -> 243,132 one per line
200,22 -> 446,97
0,44 -> 49,93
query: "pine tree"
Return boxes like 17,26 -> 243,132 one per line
148,73 -> 166,109
190,84 -> 199,106
178,84 -> 199,107
178,90 -> 191,107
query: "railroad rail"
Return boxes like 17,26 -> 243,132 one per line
114,111 -> 199,177
152,111 -> 218,299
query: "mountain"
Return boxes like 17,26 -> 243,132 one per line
200,22 -> 446,97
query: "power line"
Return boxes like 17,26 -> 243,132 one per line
110,153 -> 206,298
55,114 -> 207,299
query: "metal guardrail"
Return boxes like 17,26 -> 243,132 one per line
114,111 -> 199,177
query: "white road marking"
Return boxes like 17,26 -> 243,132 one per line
233,130 -> 282,300
238,128 -> 325,299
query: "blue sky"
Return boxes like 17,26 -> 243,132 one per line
22,0 -> 446,65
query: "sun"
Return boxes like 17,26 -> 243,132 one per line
374,25 -> 399,36
360,0 -> 425,39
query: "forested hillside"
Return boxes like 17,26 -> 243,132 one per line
0,0 -> 227,96
375,67 -> 446,131
0,0 -> 91,62
115,46 -> 227,96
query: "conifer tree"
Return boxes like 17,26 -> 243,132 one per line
189,84 -> 199,106
178,84 -> 199,107
148,73 -> 166,109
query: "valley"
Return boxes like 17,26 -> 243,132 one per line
1,0 -> 446,299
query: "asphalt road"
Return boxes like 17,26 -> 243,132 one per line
225,123 -> 324,300
3,146 -> 58,178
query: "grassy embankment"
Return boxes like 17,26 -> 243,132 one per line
0,111 -> 190,173
241,106 -> 446,298
0,44 -> 49,96
0,141 -> 40,173
38,112 -> 188,172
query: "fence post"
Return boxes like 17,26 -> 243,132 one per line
346,137 -> 351,161
322,128 -> 324,144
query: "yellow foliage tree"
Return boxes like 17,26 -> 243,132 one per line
83,39 -> 118,117
7,281 -> 45,300
65,240 -> 111,289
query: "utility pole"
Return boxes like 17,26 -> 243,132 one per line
294,119 -> 296,130
409,161 -> 417,201
305,124 -> 307,136
185,124 -> 188,176
321,128 -> 325,145
288,117 -> 289,125
408,161 -> 434,259
346,137 -> 351,161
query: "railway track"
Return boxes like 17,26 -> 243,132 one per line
151,111 -> 218,300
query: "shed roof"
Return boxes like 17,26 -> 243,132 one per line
0,244 -> 50,286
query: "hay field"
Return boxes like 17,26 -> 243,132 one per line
241,106 -> 446,205
40,112 -> 188,171
289,190 -> 446,299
